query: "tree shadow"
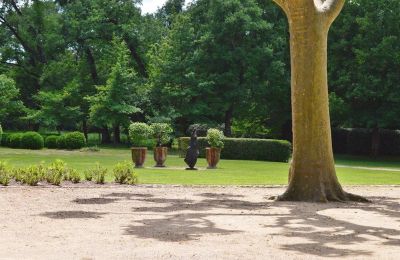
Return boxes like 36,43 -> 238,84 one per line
72,198 -> 119,205
265,196 -> 400,257
123,192 -> 400,257
124,213 -> 240,242
39,211 -> 106,219
102,192 -> 154,200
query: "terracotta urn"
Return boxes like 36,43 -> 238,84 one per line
154,146 -> 168,167
131,147 -> 147,168
206,147 -> 221,169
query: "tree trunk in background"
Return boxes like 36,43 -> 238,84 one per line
371,127 -> 380,157
101,127 -> 111,144
82,120 -> 88,141
113,125 -> 121,144
224,105 -> 234,137
273,0 -> 367,202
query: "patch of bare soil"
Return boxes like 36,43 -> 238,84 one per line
0,185 -> 399,259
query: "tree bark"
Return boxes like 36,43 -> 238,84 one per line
101,127 -> 111,144
224,105 -> 234,137
82,120 -> 88,141
273,0 -> 368,202
113,124 -> 121,144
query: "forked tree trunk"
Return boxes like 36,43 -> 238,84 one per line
273,0 -> 367,202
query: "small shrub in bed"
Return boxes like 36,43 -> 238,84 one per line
68,169 -> 81,183
46,160 -> 68,185
0,162 -> 11,186
45,135 -> 59,149
113,161 -> 137,184
91,163 -> 107,184
21,165 -> 45,186
64,132 -> 86,150
84,170 -> 93,181
20,132 -> 44,150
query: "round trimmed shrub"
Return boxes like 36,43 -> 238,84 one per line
64,132 -> 86,150
57,135 -> 67,149
45,135 -> 59,149
21,132 -> 44,150
9,133 -> 23,148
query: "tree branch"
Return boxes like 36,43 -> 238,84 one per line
314,0 -> 345,21
272,0 -> 289,15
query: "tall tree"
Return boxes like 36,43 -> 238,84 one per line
273,0 -> 367,202
87,40 -> 147,143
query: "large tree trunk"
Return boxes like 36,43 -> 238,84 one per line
273,0 -> 367,202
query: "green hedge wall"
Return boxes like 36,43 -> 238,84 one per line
178,137 -> 292,162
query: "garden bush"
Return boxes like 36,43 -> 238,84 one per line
20,165 -> 45,186
151,123 -> 173,146
64,132 -> 86,150
0,162 -> 11,186
0,124 -> 2,144
0,132 -> 11,147
45,135 -> 59,149
20,132 -> 44,150
68,169 -> 81,183
8,133 -> 23,148
178,137 -> 291,162
90,163 -> 107,184
113,161 -> 138,184
129,122 -> 153,147
57,135 -> 67,149
206,129 -> 225,148
46,160 -> 68,185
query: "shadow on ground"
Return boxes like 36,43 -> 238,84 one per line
39,191 -> 400,257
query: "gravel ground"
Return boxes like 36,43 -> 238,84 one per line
0,184 -> 399,260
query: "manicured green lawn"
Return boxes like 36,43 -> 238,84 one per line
1,147 -> 400,185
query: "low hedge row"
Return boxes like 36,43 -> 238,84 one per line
332,128 -> 400,156
178,137 -> 291,162
1,131 -> 86,150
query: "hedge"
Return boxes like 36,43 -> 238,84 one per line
20,132 -> 44,150
45,135 -> 59,149
8,133 -> 23,148
178,137 -> 291,162
57,135 -> 67,149
64,132 -> 86,150
332,128 -> 400,156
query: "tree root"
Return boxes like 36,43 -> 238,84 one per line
275,189 -> 370,203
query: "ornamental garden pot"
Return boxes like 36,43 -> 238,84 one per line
206,147 -> 221,169
131,147 -> 147,168
154,146 -> 168,167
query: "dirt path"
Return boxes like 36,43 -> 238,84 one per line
1,185 -> 400,259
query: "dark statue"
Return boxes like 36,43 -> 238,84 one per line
184,130 -> 199,170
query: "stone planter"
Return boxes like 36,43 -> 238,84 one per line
206,147 -> 221,169
131,147 -> 147,168
154,147 -> 168,167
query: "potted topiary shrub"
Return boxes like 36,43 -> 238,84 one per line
151,123 -> 173,167
206,128 -> 225,169
129,122 -> 152,168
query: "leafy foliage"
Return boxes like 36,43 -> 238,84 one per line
206,129 -> 225,149
151,123 -> 173,146
179,137 -> 291,162
20,132 -> 44,150
45,135 -> 59,149
64,132 -> 86,150
113,161 -> 138,185
129,122 -> 153,147
0,162 -> 11,186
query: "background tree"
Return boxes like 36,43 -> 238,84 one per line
87,40 -> 147,143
